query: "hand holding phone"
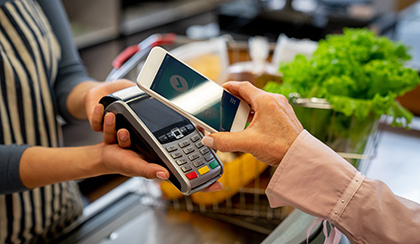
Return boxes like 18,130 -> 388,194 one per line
136,47 -> 251,133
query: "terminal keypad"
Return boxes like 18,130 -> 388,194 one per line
163,126 -> 220,181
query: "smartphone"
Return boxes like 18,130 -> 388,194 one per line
100,86 -> 223,195
136,46 -> 250,133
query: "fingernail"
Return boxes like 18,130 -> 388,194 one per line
94,104 -> 102,114
156,171 -> 168,180
214,182 -> 223,191
104,113 -> 113,125
119,130 -> 128,141
201,136 -> 214,147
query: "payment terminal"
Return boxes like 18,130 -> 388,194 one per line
99,86 -> 223,195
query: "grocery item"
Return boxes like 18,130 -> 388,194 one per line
160,153 -> 268,205
264,29 -> 420,165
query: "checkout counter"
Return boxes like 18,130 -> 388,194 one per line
57,112 -> 420,244
56,113 -> 420,244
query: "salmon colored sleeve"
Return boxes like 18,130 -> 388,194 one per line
265,130 -> 420,244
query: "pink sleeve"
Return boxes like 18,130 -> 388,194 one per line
265,130 -> 420,244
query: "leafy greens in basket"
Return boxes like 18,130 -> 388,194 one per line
264,28 -> 420,127
264,29 -> 420,165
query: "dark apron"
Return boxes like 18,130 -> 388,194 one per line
0,0 -> 83,242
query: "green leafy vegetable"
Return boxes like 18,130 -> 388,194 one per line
265,28 -> 419,126
264,29 -> 420,166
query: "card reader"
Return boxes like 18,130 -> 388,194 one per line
100,86 -> 224,195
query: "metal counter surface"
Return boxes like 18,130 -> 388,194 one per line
365,116 -> 420,204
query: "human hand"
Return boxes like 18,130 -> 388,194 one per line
96,112 -> 169,179
85,81 -> 171,180
201,81 -> 303,167
86,79 -> 135,132
99,112 -> 223,191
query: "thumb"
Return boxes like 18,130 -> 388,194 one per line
201,132 -> 247,153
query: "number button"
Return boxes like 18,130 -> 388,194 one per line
179,140 -> 190,148
181,165 -> 192,173
188,153 -> 199,161
191,134 -> 200,142
166,145 -> 177,152
183,147 -> 195,155
199,147 -> 209,155
193,160 -> 204,168
176,159 -> 187,166
204,154 -> 214,162
195,141 -> 204,149
171,152 -> 182,159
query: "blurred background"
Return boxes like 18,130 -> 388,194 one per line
62,0 -> 420,80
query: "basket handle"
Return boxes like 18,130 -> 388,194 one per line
111,33 -> 177,69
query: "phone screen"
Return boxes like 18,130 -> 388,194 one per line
150,54 -> 240,132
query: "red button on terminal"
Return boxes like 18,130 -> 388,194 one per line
186,171 -> 197,180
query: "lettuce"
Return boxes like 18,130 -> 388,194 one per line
265,28 -> 419,127
264,29 -> 420,166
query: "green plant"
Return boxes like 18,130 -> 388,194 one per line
264,28 -> 420,166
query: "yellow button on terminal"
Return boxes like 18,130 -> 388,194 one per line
198,166 -> 210,175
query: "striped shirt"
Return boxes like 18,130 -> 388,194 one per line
1,0 -> 92,242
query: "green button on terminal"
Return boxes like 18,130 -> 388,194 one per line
209,160 -> 219,169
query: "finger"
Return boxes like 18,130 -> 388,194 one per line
117,129 -> 131,148
200,182 -> 223,192
131,160 -> 170,180
106,80 -> 135,93
87,81 -> 134,128
103,113 -> 117,144
201,132 -> 248,152
91,104 -> 104,131
120,148 -> 170,180
222,81 -> 245,97
85,85 -> 101,124
222,81 -> 263,107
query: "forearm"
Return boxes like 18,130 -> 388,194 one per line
265,130 -> 358,217
339,177 -> 420,244
66,81 -> 99,120
19,144 -> 106,189
266,130 -> 420,243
